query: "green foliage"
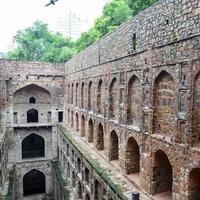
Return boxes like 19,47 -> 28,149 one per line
125,0 -> 158,16
7,21 -> 75,63
75,28 -> 101,53
7,0 -> 159,60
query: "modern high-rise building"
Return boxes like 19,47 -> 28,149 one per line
56,10 -> 89,40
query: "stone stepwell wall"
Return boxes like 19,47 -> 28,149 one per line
0,60 -> 65,78
65,0 -> 200,73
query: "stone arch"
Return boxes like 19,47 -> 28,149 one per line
88,119 -> 93,143
75,82 -> 79,107
94,179 -> 101,200
127,75 -> 141,125
110,130 -> 119,161
71,83 -> 74,104
75,113 -> 79,132
77,182 -> 82,198
97,79 -> 103,114
88,81 -> 92,110
85,167 -> 89,185
14,84 -> 51,98
192,72 -> 200,146
71,111 -> 74,128
96,123 -> 104,151
85,194 -> 90,200
81,82 -> 85,108
188,168 -> 200,200
67,84 -> 70,103
153,71 -> 176,137
23,169 -> 45,196
27,108 -> 38,123
72,171 -> 75,187
109,78 -> 118,119
81,115 -> 85,137
29,97 -> 36,104
126,137 -> 140,174
152,149 -> 173,196
22,133 -> 45,159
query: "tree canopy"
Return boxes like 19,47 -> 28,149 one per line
7,21 -> 75,62
7,0 -> 158,62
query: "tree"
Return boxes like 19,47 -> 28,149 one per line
75,0 -> 132,53
125,0 -> 158,16
7,21 -> 75,62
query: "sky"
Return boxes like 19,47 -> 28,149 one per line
0,0 -> 110,52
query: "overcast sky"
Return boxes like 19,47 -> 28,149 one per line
0,0 -> 110,52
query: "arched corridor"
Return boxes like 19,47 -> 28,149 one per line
88,119 -> 93,143
126,137 -> 140,174
23,169 -> 45,196
188,168 -> 200,200
152,150 -> 172,198
96,123 -> 104,151
22,133 -> 44,159
110,131 -> 119,161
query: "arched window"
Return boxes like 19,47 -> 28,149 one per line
29,97 -> 36,104
23,169 -> 45,196
27,109 -> 38,123
22,133 -> 44,159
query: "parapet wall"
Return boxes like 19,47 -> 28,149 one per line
65,0 -> 200,74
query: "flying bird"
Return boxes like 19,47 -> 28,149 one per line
45,0 -> 59,7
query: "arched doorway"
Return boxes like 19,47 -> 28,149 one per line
85,194 -> 90,200
126,137 -> 140,174
188,168 -> 200,200
27,109 -> 38,123
22,133 -> 44,159
110,130 -> 118,161
94,179 -> 101,200
96,123 -> 104,151
23,169 -> 45,196
88,81 -> 92,110
88,119 -> 93,143
152,150 -> 172,198
81,115 -> 85,137
77,182 -> 82,198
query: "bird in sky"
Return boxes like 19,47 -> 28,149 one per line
45,0 -> 59,7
